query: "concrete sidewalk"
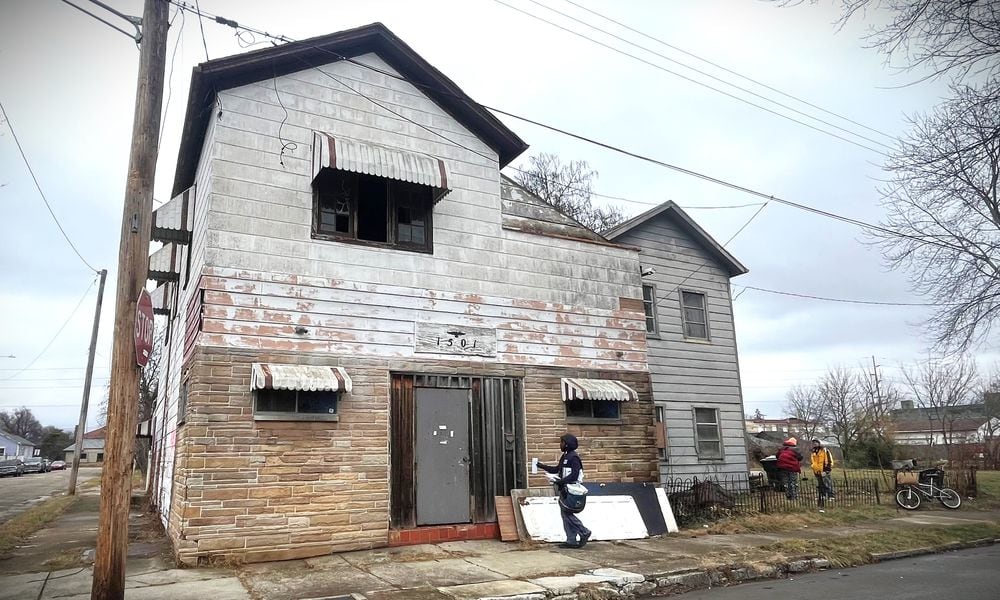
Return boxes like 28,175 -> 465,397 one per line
237,509 -> 1000,600
1,504 -> 996,600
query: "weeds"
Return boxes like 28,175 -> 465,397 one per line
0,495 -> 79,558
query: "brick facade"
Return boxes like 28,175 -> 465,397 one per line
166,346 -> 655,565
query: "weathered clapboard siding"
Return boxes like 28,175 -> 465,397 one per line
179,53 -> 645,372
614,214 -> 749,478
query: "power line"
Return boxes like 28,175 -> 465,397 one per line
734,284 -> 960,307
58,0 -> 141,43
655,202 -> 769,308
0,101 -> 99,273
168,2 -> 957,255
193,0 -> 210,61
561,0 -> 895,142
491,0 -> 890,156
1,276 -> 97,381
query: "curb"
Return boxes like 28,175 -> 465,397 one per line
424,538 -> 1000,600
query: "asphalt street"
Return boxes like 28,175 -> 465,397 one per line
678,545 -> 1000,599
0,467 -> 100,523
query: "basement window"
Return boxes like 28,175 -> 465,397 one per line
314,170 -> 433,252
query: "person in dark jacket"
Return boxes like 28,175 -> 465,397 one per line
775,437 -> 803,501
538,433 -> 592,549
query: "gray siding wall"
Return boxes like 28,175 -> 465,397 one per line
614,215 -> 748,479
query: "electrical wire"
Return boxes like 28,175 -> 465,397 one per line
193,0 -> 210,61
159,5 -> 185,149
561,0 -> 895,141
654,201 -> 769,308
271,67 -> 298,167
58,0 -> 140,43
733,284 -> 961,306
492,0 -> 890,156
519,0 -> 894,151
0,101 -> 99,273
1,276 -> 97,382
166,1 -> 958,255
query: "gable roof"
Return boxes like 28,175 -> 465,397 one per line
0,430 -> 35,446
64,439 -> 105,452
604,201 -> 748,277
893,417 -> 992,433
83,426 -> 106,440
172,23 -> 527,196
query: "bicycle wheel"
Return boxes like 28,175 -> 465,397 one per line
938,488 -> 962,509
896,487 -> 921,510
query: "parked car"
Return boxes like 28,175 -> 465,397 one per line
50,460 -> 66,471
22,457 -> 45,474
0,457 -> 25,477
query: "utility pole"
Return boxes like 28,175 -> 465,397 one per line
92,0 -> 168,598
69,268 -> 107,496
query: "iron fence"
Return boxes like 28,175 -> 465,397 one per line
663,472 -> 881,526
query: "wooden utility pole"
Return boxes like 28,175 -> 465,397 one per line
68,268 -> 108,496
92,1 -> 168,598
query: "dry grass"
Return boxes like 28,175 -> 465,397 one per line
756,522 -> 1000,568
0,495 -> 79,558
705,505 -> 897,535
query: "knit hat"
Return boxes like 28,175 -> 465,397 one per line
784,437 -> 797,446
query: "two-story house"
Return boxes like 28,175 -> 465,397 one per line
606,204 -> 751,479
148,24 -> 663,565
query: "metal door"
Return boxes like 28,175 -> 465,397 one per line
415,388 -> 471,525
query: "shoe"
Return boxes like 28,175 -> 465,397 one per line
559,542 -> 581,549
818,509 -> 826,513
579,532 -> 591,548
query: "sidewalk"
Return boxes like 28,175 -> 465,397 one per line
1,502 -> 997,600
236,509 -> 1000,599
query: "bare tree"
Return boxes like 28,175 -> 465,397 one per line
858,363 -> 902,443
901,356 -> 980,455
775,2 -> 1000,349
512,153 -> 625,233
784,383 -> 827,442
817,367 -> 866,460
0,407 -> 43,442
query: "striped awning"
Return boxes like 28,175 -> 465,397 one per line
561,378 -> 638,402
148,243 -> 181,283
311,131 -> 451,202
251,363 -> 352,394
151,186 -> 195,244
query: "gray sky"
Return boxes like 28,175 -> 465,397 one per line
1,0 -> 997,432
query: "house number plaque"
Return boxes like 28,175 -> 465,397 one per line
414,323 -> 497,357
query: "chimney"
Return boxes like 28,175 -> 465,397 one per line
901,400 -> 914,410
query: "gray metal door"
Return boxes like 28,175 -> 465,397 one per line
415,388 -> 471,525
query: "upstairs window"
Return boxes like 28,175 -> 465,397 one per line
642,284 -> 659,337
680,290 -> 709,340
314,170 -> 433,252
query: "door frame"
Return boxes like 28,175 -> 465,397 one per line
389,373 -> 526,529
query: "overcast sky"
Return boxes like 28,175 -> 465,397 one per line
1,0 -> 997,432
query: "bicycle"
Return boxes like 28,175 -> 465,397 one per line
895,471 -> 962,510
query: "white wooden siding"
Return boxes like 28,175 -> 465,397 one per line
616,215 -> 749,478
187,52 -> 645,370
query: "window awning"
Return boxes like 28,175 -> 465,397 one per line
311,131 -> 451,202
251,363 -> 352,393
561,378 -> 638,402
151,186 -> 195,244
148,243 -> 180,283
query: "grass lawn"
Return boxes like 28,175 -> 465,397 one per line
705,505 -> 897,535
0,495 -> 78,559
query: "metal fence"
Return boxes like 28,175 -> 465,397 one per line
663,473 -> 881,526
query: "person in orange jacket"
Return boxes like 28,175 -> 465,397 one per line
775,437 -> 803,500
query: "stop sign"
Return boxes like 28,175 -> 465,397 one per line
135,289 -> 154,367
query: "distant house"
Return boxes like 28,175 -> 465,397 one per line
745,417 -> 829,437
63,426 -> 106,463
0,430 -> 36,458
893,416 -> 999,446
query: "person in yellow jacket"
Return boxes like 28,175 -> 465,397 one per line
810,438 -> 836,509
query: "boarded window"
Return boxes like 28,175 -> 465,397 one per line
655,403 -> 668,462
642,284 -> 658,336
314,170 -> 433,252
681,291 -> 709,340
566,399 -> 621,421
694,407 -> 723,459
254,389 -> 339,421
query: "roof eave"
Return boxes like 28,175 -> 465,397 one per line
605,201 -> 749,277
171,23 -> 528,197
